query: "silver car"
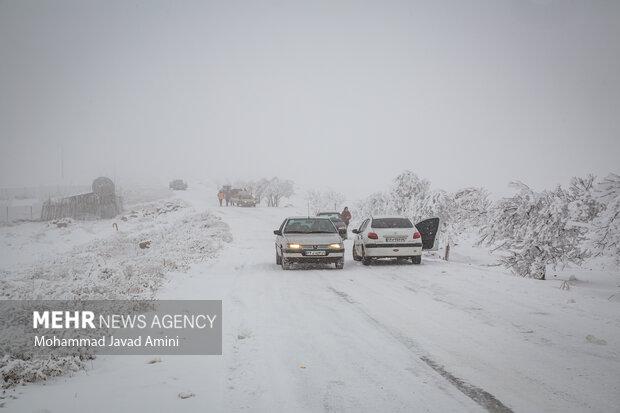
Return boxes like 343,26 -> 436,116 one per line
316,211 -> 348,239
274,217 -> 345,269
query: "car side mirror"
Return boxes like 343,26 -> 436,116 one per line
352,229 -> 360,234
273,230 -> 282,236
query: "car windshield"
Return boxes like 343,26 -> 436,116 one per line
284,218 -> 337,234
371,218 -> 413,229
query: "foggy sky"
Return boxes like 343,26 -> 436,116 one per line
1,0 -> 619,198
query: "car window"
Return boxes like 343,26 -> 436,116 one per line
284,218 -> 337,234
371,218 -> 413,228
359,219 -> 369,232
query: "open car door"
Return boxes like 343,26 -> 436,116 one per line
415,217 -> 440,250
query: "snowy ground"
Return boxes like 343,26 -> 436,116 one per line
1,184 -> 619,412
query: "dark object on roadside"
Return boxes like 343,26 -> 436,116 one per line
230,190 -> 257,207
316,212 -> 347,239
222,185 -> 233,206
220,186 -> 257,207
92,177 -> 116,197
41,177 -> 122,221
169,179 -> 188,191
139,240 -> 151,249
52,218 -> 71,228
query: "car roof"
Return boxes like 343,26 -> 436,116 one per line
286,216 -> 332,220
317,211 -> 339,214
370,215 -> 412,220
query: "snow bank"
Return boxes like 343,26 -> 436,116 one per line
0,199 -> 232,387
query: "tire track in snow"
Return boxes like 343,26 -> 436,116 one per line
327,286 -> 513,413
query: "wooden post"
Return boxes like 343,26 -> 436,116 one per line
444,243 -> 450,261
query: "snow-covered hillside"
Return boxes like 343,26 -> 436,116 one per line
0,189 -> 232,391
1,183 -> 618,412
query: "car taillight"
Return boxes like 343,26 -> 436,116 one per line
413,231 -> 421,239
368,232 -> 378,239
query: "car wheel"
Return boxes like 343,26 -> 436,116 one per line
361,247 -> 372,266
352,245 -> 362,261
412,255 -> 421,265
335,258 -> 344,269
276,248 -> 282,265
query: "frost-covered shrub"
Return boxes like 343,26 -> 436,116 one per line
452,187 -> 491,227
391,171 -> 433,217
354,171 -> 490,247
305,189 -> 345,214
567,174 -> 604,223
594,173 -> 620,262
1,354 -> 92,388
355,191 -> 392,220
478,181 -> 591,279
0,203 -> 232,388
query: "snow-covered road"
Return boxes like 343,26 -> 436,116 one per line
5,186 -> 620,412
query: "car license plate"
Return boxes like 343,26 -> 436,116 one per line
305,250 -> 326,256
385,237 -> 405,242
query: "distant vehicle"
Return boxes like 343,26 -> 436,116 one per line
316,211 -> 348,239
274,217 -> 345,270
231,190 -> 257,207
351,216 -> 439,265
169,179 -> 188,190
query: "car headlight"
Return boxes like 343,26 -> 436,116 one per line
288,243 -> 302,249
329,243 -> 344,249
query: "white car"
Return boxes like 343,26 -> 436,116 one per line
274,217 -> 345,270
351,216 -> 439,265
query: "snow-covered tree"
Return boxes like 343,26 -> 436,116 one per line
452,187 -> 491,227
390,171 -> 432,216
354,191 -> 392,224
234,178 -> 271,205
594,173 -> 620,261
354,172 -> 491,252
305,189 -> 345,214
253,178 -> 271,205
478,181 -> 590,279
263,178 -> 294,207
566,174 -> 603,223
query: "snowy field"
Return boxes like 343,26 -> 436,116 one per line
1,183 -> 619,412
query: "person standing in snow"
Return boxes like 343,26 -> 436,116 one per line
340,207 -> 352,228
217,190 -> 225,207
